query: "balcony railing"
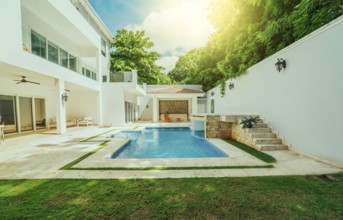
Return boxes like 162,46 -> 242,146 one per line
109,72 -> 133,83
69,0 -> 101,35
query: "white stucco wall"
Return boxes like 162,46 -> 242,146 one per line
66,91 -> 99,123
207,16 -> 343,166
101,83 -> 141,126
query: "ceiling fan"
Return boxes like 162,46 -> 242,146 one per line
14,76 -> 40,85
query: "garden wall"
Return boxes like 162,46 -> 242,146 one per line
207,16 -> 343,167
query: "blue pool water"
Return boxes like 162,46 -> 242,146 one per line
111,127 -> 228,159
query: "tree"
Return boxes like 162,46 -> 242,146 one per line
168,0 -> 342,91
110,29 -> 171,84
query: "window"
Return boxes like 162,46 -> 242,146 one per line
91,72 -> 97,80
31,31 -> 46,58
82,67 -> 97,81
60,49 -> 68,68
102,75 -> 107,82
31,30 -> 79,72
86,69 -> 91,78
101,38 -> 106,57
68,54 -> 76,71
47,41 -> 58,64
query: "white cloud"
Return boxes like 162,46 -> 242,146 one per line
155,56 -> 180,73
125,0 -> 214,71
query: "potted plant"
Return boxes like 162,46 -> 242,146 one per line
240,116 -> 260,128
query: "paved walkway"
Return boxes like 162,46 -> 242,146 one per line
0,126 -> 341,179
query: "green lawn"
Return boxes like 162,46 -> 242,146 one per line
0,174 -> 342,219
223,139 -> 277,163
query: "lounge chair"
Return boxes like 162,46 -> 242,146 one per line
78,117 -> 94,126
0,124 -> 5,142
164,114 -> 172,122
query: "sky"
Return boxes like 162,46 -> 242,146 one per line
88,0 -> 214,73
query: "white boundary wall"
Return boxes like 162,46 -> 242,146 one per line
207,16 -> 343,166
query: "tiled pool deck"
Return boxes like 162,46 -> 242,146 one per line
0,124 -> 341,179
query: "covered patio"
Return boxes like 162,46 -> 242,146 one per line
139,86 -> 205,122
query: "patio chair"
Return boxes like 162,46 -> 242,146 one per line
164,114 -> 172,122
0,124 -> 5,142
78,117 -> 94,126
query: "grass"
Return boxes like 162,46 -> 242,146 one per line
60,141 -> 109,170
223,139 -> 277,163
0,174 -> 342,219
80,129 -> 116,142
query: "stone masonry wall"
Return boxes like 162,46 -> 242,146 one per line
159,100 -> 188,114
231,123 -> 256,149
205,115 -> 232,138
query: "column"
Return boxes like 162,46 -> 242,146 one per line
152,96 -> 158,123
97,91 -> 103,126
191,97 -> 198,115
55,79 -> 66,134
96,49 -> 102,83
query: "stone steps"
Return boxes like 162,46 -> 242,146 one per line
256,144 -> 289,151
250,133 -> 277,138
245,118 -> 288,151
251,123 -> 268,128
247,128 -> 272,133
254,138 -> 282,144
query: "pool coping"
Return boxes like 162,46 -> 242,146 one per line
72,137 -> 269,169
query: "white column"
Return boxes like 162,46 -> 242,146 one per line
96,49 -> 103,126
152,96 -> 159,122
97,91 -> 103,126
15,95 -> 21,133
191,97 -> 198,115
96,49 -> 102,83
55,79 -> 66,134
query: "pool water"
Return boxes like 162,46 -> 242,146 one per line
111,127 -> 228,159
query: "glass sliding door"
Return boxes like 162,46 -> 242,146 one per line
19,97 -> 33,132
34,98 -> 46,130
0,95 -> 17,134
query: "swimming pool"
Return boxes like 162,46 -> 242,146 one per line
111,127 -> 228,159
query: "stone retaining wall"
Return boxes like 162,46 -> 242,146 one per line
232,123 -> 255,148
205,115 -> 232,138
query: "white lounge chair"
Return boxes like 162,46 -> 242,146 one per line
0,124 -> 5,142
78,117 -> 94,126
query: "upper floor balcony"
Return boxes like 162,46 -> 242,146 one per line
22,28 -> 99,82
21,0 -> 101,50
106,71 -> 146,96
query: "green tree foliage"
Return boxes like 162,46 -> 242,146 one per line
110,29 -> 171,84
169,0 -> 342,91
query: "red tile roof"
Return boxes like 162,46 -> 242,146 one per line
147,87 -> 204,94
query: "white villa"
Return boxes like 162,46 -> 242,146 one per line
0,0 -> 342,167
0,0 -> 205,135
